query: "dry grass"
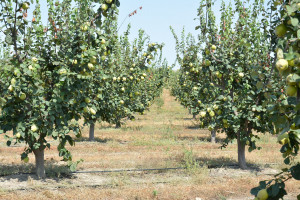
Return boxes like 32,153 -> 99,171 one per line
0,89 -> 299,200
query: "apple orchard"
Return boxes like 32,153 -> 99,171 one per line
0,0 -> 299,200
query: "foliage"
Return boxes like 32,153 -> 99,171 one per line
171,0 -> 280,169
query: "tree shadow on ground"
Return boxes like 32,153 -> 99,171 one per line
195,156 -> 261,171
177,135 -> 226,144
75,137 -> 113,143
75,136 -> 128,144
0,160 -> 75,182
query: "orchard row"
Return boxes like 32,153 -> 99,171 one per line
0,0 -> 168,178
169,0 -> 299,199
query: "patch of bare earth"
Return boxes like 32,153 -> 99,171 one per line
0,89 -> 299,200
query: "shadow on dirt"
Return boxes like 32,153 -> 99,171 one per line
177,135 -> 226,144
195,156 -> 262,171
75,137 -> 113,143
0,160 -> 74,182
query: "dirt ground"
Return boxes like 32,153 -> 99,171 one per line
0,89 -> 299,200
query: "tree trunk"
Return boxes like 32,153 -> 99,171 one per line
211,130 -> 216,144
237,132 -> 247,169
89,123 -> 95,141
33,147 -> 45,179
115,121 -> 121,129
193,113 -> 196,119
188,108 -> 191,115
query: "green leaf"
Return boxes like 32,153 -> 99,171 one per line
270,183 -> 280,197
290,164 -> 300,180
256,82 -> 263,90
284,157 -> 290,165
291,18 -> 299,27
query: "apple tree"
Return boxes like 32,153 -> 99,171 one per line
251,0 -> 300,199
0,0 -> 119,178
172,0 -> 279,169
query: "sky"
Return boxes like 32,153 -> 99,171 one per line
17,0 -> 210,68
3,0 -> 267,68
116,1 -> 220,68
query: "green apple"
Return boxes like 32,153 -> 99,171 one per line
141,76 -> 145,80
88,63 -> 95,71
90,108 -> 96,115
102,4 -> 108,11
257,189 -> 268,200
101,39 -> 106,44
213,105 -> 219,110
113,77 -> 117,81
193,86 -> 197,90
16,133 -> 21,139
32,57 -> 38,63
19,92 -> 26,100
85,97 -> 91,103
11,78 -> 16,85
59,68 -> 67,75
142,73 -> 147,77
8,85 -> 14,92
122,77 -> 127,82
238,72 -> 244,78
22,3 -> 29,10
120,100 -> 124,105
72,59 -> 78,65
205,49 -> 210,55
130,67 -> 134,71
275,24 -> 287,37
129,76 -> 133,80
189,63 -> 193,67
105,0 -> 113,4
211,45 -> 216,50
90,56 -> 97,64
31,124 -> 38,132
276,59 -> 288,71
80,25 -> 88,31
198,100 -> 201,104
286,85 -> 297,96
209,111 -> 215,117
200,111 -> 206,118
215,71 -> 222,78
286,74 -> 296,85
83,107 -> 90,113
205,60 -> 211,66
28,65 -> 33,70
121,87 -> 125,92
23,157 -> 29,163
